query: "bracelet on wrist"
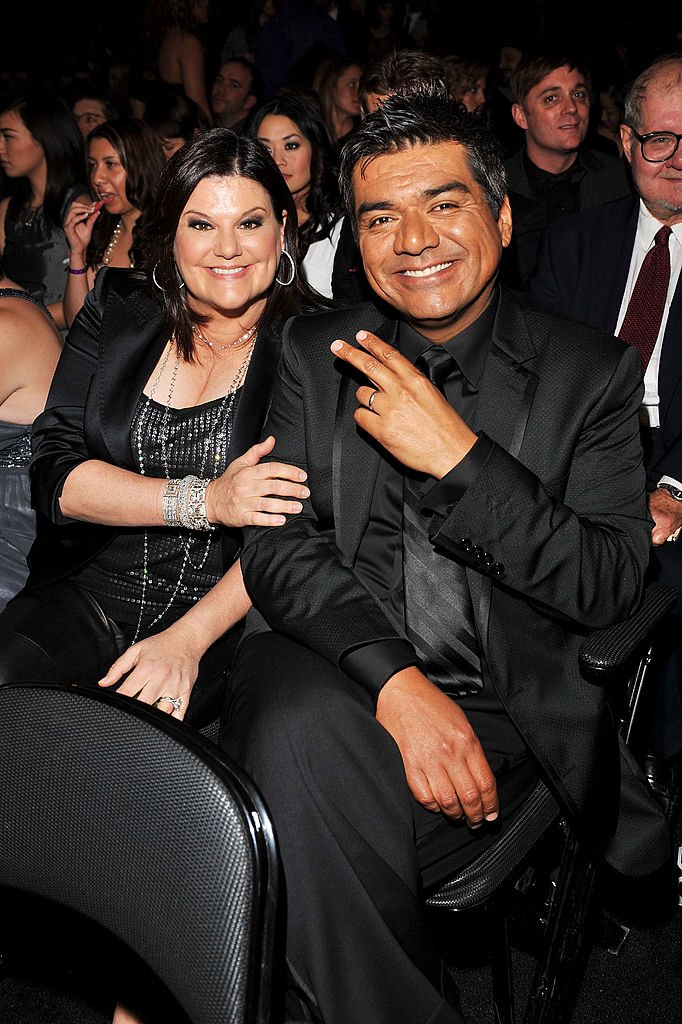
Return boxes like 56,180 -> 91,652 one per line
68,266 -> 87,276
162,475 -> 215,532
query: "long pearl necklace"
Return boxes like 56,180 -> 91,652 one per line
193,323 -> 256,351
102,218 -> 122,266
130,334 -> 257,643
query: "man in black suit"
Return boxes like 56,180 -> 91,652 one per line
530,54 -> 682,800
502,53 -> 632,287
220,90 -> 668,1024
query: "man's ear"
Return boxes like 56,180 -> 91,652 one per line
498,195 -> 513,249
511,103 -> 528,131
620,124 -> 634,165
244,93 -> 257,113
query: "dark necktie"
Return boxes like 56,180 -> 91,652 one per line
618,225 -> 672,370
401,346 -> 483,695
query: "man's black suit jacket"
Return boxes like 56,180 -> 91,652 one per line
529,195 -> 682,488
240,289 -> 669,878
503,146 -> 632,287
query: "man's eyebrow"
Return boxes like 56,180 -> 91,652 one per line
422,180 -> 471,199
357,200 -> 394,218
357,181 -> 471,217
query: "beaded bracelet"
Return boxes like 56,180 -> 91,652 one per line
68,266 -> 87,275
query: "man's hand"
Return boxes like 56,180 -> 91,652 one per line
330,331 -> 477,479
376,665 -> 499,827
648,488 -> 682,545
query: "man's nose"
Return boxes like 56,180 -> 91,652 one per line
394,210 -> 439,255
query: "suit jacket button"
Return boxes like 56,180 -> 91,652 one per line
472,545 -> 483,560
459,538 -> 472,551
491,563 -> 505,576
482,552 -> 494,565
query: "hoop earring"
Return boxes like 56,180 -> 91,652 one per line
152,262 -> 185,292
275,250 -> 296,287
151,263 -> 164,292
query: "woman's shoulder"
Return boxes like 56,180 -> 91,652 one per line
91,268 -> 162,321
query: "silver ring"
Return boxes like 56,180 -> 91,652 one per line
156,695 -> 183,712
368,389 -> 378,411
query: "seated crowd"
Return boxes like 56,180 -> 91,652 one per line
0,9 -> 681,1023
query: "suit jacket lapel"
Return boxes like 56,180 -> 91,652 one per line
597,198 -> 638,332
99,286 -> 167,466
230,325 -> 281,461
470,291 -> 540,643
333,319 -> 397,557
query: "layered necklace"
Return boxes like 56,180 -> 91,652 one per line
192,323 -> 256,351
130,332 -> 257,643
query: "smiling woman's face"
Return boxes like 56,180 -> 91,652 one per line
174,174 -> 286,319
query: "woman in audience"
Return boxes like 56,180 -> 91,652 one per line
0,257 -> 62,612
250,91 -> 354,301
62,117 -> 165,327
0,129 -> 316,755
143,91 -> 211,160
313,53 -> 363,149
443,54 -> 489,113
131,0 -> 213,123
0,88 -> 90,331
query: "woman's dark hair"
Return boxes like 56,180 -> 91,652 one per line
84,117 -> 166,270
145,127 -> 321,361
0,89 -> 85,226
248,92 -> 344,259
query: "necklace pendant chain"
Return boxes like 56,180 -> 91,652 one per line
130,333 -> 257,643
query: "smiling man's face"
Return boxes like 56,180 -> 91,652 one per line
512,64 -> 590,160
354,141 -> 512,340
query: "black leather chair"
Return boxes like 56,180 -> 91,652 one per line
0,680 -> 279,1024
425,580 -> 678,1024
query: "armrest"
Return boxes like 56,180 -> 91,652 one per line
578,581 -> 678,676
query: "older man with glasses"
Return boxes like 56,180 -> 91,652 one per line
531,53 -> 682,821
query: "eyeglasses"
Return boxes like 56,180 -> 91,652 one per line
628,127 -> 682,162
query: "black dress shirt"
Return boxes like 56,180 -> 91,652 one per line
346,297 -> 495,676
343,293 -> 528,768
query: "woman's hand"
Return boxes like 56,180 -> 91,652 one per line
63,199 -> 103,260
98,625 -> 201,720
205,435 -> 309,528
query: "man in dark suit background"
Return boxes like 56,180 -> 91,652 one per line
530,53 -> 682,806
220,90 -> 668,1024
502,52 -> 632,287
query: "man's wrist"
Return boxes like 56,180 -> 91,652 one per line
657,482 -> 682,502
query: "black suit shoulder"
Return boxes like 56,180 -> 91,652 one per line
286,300 -> 388,351
540,194 -> 638,245
503,288 -> 636,374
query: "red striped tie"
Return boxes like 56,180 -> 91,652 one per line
618,225 -> 672,369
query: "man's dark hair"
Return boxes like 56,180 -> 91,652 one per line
339,84 -> 507,239
219,56 -> 264,107
360,49 -> 447,113
509,53 -> 590,107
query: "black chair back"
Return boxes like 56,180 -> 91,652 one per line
0,680 -> 279,1024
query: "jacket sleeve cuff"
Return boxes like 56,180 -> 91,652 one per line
340,639 -> 420,699
421,433 -> 494,515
